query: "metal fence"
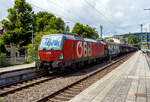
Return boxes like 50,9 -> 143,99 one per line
0,56 -> 26,66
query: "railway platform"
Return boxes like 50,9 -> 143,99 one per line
69,51 -> 150,102
0,62 -> 37,86
0,62 -> 35,74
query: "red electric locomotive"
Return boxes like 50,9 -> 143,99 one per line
36,33 -> 107,73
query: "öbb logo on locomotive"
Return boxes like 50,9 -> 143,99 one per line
76,41 -> 92,58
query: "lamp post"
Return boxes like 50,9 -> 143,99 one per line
32,25 -> 33,48
29,24 -> 34,61
65,22 -> 70,33
29,25 -> 34,48
100,25 -> 103,38
140,24 -> 143,43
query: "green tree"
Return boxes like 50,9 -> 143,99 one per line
34,11 -> 54,32
128,35 -> 138,44
34,12 -> 65,33
107,39 -> 114,42
44,17 -> 65,32
72,22 -> 99,39
2,0 -> 34,47
72,23 -> 84,36
0,36 -> 6,53
83,25 -> 99,39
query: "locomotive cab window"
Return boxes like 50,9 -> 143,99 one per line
39,35 -> 63,50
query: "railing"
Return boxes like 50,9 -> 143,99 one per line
0,56 -> 27,67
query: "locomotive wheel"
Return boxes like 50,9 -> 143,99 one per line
71,63 -> 77,70
43,66 -> 50,75
77,62 -> 82,69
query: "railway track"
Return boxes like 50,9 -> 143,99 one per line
0,52 -> 134,102
0,74 -> 57,97
37,53 -> 134,102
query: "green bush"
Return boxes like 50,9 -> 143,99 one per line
27,44 -> 38,62
0,53 -> 7,67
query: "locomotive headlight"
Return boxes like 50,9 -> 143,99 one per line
59,53 -> 63,59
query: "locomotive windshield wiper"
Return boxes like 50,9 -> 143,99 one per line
43,47 -> 47,50
50,48 -> 54,50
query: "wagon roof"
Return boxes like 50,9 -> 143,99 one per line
84,38 -> 97,42
106,42 -> 132,47
106,42 -> 121,45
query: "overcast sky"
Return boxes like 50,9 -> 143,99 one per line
1,0 -> 150,37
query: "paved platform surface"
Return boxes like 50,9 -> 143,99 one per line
69,51 -> 150,102
0,62 -> 35,73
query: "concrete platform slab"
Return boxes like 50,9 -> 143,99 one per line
69,51 -> 150,102
0,62 -> 35,74
0,62 -> 37,86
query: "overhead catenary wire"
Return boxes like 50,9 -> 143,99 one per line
31,3 -> 76,22
30,1 -> 102,29
94,2 -> 117,23
30,0 -> 89,24
84,0 -> 117,27
29,0 -> 114,36
46,0 -> 99,26
83,0 -> 119,35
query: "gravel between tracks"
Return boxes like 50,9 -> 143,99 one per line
1,73 -> 91,102
0,54 -> 132,102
